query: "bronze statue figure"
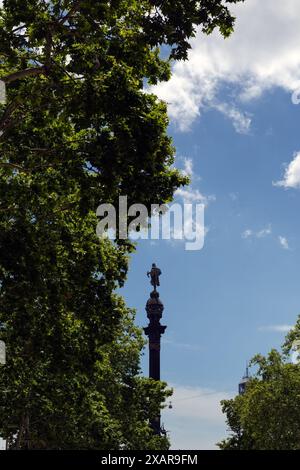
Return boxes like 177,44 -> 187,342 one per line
147,263 -> 161,290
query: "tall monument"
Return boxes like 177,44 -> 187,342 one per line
144,263 -> 166,435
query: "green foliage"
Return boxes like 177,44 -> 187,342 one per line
282,315 -> 300,356
219,346 -> 300,450
0,0 -> 241,449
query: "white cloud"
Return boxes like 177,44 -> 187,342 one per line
242,225 -> 272,239
162,338 -> 203,352
258,325 -> 292,333
229,192 -> 238,202
174,157 -> 215,206
151,0 -> 300,132
242,229 -> 253,239
274,152 -> 300,189
153,156 -> 213,250
181,157 -> 194,178
175,187 -> 214,206
242,227 -> 291,251
257,226 -> 272,238
162,385 -> 234,450
278,236 -> 290,250
171,186 -> 212,250
213,102 -> 252,134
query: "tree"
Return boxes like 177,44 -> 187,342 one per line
219,338 -> 300,450
0,0 -> 243,449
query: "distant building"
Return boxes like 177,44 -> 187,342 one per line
239,364 -> 250,395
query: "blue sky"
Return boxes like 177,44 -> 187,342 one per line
121,0 -> 300,449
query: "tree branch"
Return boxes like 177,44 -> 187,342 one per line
1,67 -> 46,84
0,100 -> 19,128
0,102 -> 25,139
12,24 -> 26,34
0,205 -> 16,213
0,162 -> 30,173
45,35 -> 52,70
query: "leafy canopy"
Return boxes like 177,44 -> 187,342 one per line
219,319 -> 300,450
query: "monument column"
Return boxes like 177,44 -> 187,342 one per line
143,264 -> 166,435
